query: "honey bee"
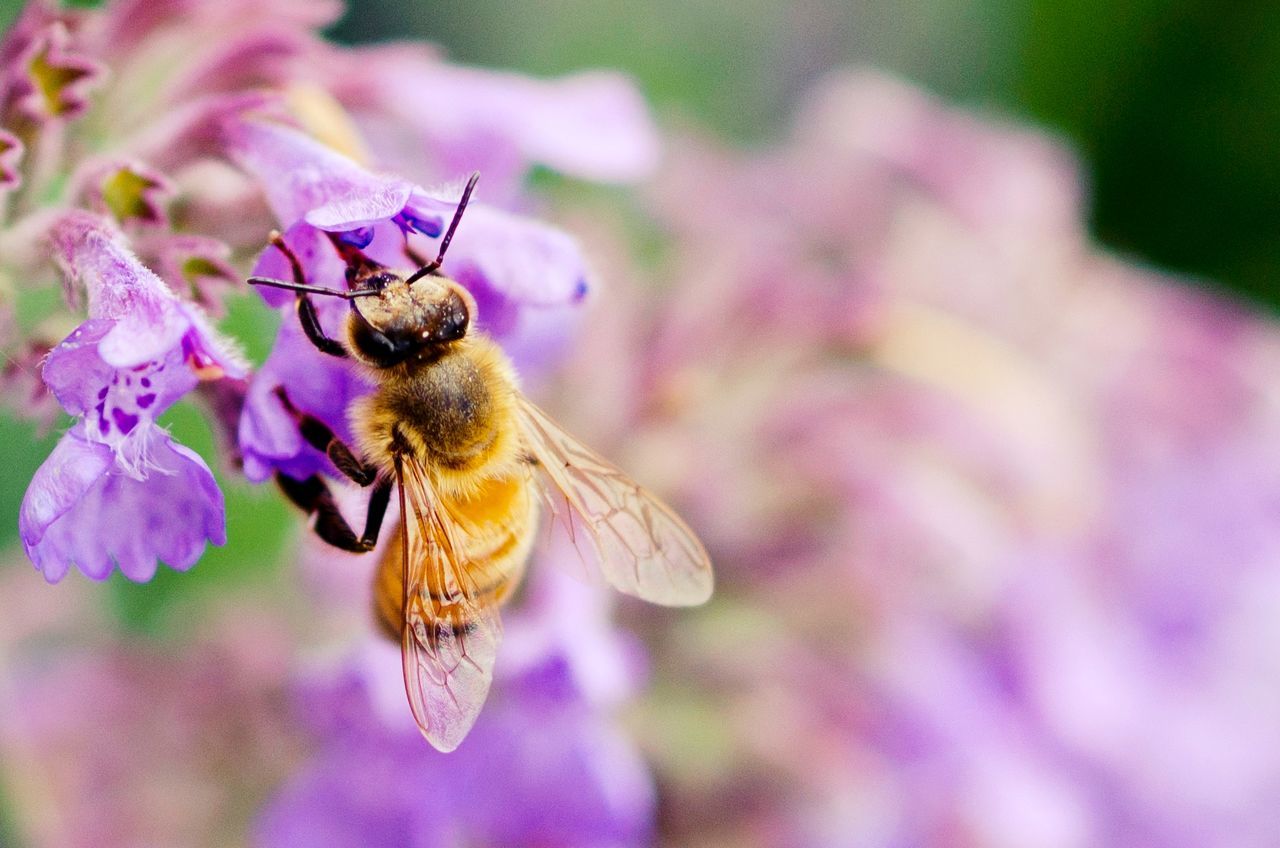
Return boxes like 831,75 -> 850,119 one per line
250,174 -> 713,751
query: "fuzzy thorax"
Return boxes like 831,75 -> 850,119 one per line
350,334 -> 524,500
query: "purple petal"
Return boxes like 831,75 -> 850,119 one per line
423,66 -> 662,184
97,302 -> 192,369
224,119 -> 412,229
40,319 -> 117,416
239,303 -> 373,483
435,203 -> 591,373
18,429 -> 112,584
330,48 -> 659,188
20,427 -> 225,583
49,213 -> 245,375
256,762 -> 429,848
50,211 -> 171,322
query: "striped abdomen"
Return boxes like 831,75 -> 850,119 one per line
373,471 -> 539,640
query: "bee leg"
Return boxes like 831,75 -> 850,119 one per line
359,475 -> 393,548
295,294 -> 348,358
275,472 -> 372,552
274,387 -> 377,486
267,231 -> 348,358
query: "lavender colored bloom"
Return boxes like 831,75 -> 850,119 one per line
543,70 -> 1280,846
74,157 -> 176,227
225,118 -> 594,481
0,576 -> 307,848
19,214 -> 243,582
323,45 -> 660,198
257,569 -> 654,848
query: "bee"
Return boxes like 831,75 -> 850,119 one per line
250,173 -> 713,751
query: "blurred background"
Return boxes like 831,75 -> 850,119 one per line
335,0 -> 1280,307
3,0 -> 1280,845
3,0 -> 1277,657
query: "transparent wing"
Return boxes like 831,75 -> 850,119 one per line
517,396 -> 713,606
395,453 -> 502,752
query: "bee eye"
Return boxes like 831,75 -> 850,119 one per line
438,301 -> 469,342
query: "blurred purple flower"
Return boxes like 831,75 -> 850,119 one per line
0,581 -> 307,848
0,14 -> 104,122
323,45 -> 660,199
19,213 -> 242,582
257,568 -> 654,848
549,70 -> 1280,846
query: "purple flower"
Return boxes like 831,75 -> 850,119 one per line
142,232 -> 241,315
74,157 -> 175,227
256,570 -> 654,848
324,46 -> 660,198
224,119 -> 592,482
19,213 -> 243,582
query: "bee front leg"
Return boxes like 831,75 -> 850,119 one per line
273,386 -> 376,486
267,232 -> 349,359
295,294 -> 349,358
275,473 -> 391,553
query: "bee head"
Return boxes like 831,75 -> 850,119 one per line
347,269 -> 475,368
331,171 -> 484,369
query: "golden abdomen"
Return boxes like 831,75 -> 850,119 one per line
373,471 -> 539,640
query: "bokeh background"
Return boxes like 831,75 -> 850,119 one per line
3,0 -> 1277,652
3,0 -> 1280,845
5,0 -> 1280,597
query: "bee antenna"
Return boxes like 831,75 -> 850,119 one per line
406,171 -> 480,285
248,277 -> 380,299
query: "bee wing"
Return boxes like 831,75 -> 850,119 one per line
517,396 -> 713,606
395,452 -> 502,752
